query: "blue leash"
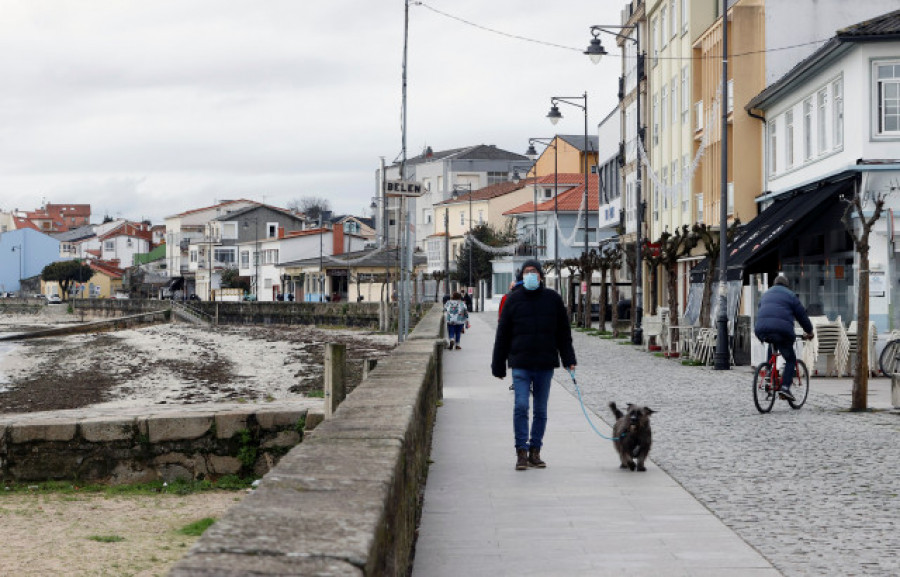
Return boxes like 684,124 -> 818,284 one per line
567,369 -> 624,441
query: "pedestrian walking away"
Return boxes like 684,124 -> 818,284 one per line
491,259 -> 576,471
444,292 -> 469,350
754,274 -> 814,402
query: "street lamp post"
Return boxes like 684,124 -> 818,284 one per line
243,219 -> 260,300
547,93 -> 589,307
319,211 -> 332,302
714,2 -> 731,370
452,183 -> 474,311
11,244 -> 22,295
585,23 -> 644,344
526,137 -> 559,291
444,205 -> 450,299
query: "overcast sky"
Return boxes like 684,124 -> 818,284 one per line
0,0 -> 621,224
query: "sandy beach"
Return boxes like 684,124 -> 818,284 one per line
0,310 -> 397,414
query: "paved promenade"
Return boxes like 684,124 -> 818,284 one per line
415,313 -> 780,576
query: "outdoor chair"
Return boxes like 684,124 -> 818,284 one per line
811,317 -> 850,377
643,314 -> 662,351
846,321 -> 878,377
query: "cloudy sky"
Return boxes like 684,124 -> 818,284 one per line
0,0 -> 621,223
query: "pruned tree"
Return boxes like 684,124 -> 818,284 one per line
455,222 -> 516,296
641,238 -> 664,317
597,244 -> 623,333
561,257 -> 580,322
577,249 -> 601,329
431,270 -> 446,302
289,196 -> 331,222
656,226 -> 697,349
41,260 -> 93,301
221,268 -> 251,292
691,220 -> 741,328
841,180 -> 892,411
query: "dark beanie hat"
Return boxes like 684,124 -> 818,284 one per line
517,259 -> 544,280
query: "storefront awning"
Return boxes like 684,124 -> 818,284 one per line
691,178 -> 850,280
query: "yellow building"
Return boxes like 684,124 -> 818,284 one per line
528,135 -> 599,180
41,260 -> 125,300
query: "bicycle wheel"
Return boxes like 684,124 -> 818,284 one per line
788,360 -> 810,409
879,339 -> 900,376
753,362 -> 776,413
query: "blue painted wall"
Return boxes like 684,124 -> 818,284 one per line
0,229 -> 61,293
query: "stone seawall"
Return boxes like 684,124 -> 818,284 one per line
199,301 -> 382,329
0,402 -> 323,483
170,303 -> 445,576
0,310 -> 171,342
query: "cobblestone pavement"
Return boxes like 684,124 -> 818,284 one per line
562,328 -> 900,577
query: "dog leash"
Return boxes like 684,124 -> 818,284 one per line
567,369 -> 625,441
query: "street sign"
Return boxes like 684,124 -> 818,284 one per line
467,287 -> 473,295
385,180 -> 424,197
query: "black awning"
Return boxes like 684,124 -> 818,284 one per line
691,179 -> 850,278
166,277 -> 185,290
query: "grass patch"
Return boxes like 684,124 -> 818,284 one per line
88,535 -> 125,543
177,517 -> 217,537
307,390 -> 325,398
681,359 -> 705,366
599,335 -> 616,340
3,475 -> 254,496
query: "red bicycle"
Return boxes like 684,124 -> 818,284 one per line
753,336 -> 811,413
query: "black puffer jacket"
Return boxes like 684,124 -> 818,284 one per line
491,285 -> 576,378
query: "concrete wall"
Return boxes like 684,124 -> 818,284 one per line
170,303 -> 445,576
0,405 -> 320,484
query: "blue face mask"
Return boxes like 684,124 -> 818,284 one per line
523,272 -> 540,290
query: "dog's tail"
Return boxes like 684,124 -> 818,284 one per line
609,402 -> 623,420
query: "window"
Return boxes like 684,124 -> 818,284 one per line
682,155 -> 690,212
876,62 -> 900,135
661,7 -> 667,48
222,222 -> 238,239
696,193 -> 703,223
817,88 -> 827,153
662,166 -> 668,210
653,93 -> 659,145
785,109 -> 794,168
478,210 -> 484,224
671,1 -> 677,38
487,171 -> 508,185
651,17 -> 659,65
682,0 -> 689,34
768,120 -> 777,175
727,182 -> 734,215
214,248 -> 236,264
833,78 -> 843,148
727,79 -> 734,114
661,86 -> 667,126
803,97 -> 813,160
104,240 -> 114,251
267,222 -> 278,239
694,100 -> 703,132
682,66 -> 690,124
544,187 -> 553,199
671,76 -> 678,124
241,251 -> 250,268
190,249 -> 198,263
460,211 -> 465,226
425,210 -> 432,225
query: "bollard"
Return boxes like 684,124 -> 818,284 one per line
324,342 -> 346,419
362,358 -> 378,380
892,374 -> 900,409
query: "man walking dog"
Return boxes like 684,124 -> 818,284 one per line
492,259 -> 576,471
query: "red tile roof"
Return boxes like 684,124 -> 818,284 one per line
98,222 -> 153,242
89,260 -> 125,279
168,199 -> 259,219
503,174 -> 602,216
437,179 -> 536,206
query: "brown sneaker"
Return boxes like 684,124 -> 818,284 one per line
528,448 -> 546,468
515,449 -> 528,471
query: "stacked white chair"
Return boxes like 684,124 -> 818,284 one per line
643,314 -> 662,351
812,317 -> 850,377
658,307 -> 670,351
846,321 -> 878,377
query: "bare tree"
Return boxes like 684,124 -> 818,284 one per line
289,196 -> 331,222
577,249 -> 601,329
597,244 -> 623,333
656,226 -> 697,350
841,181 -> 890,411
691,220 -> 741,328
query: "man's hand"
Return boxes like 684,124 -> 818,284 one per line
803,332 -> 814,340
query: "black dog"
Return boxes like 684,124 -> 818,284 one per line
609,402 -> 655,472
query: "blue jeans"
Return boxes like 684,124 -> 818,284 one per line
447,323 -> 463,344
772,338 -> 796,390
512,368 -> 553,451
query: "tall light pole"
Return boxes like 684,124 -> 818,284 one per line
547,93 -> 590,303
11,244 -> 22,294
526,137 -> 559,291
586,23 -> 644,345
714,1 -> 731,370
452,183 -> 473,310
319,211 -> 332,302
444,204 -> 450,298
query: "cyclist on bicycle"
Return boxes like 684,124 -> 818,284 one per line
754,274 -> 814,402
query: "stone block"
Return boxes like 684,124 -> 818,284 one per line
214,411 -> 248,440
306,410 -> 324,431
207,455 -> 242,476
171,552 -> 363,576
147,414 -> 213,442
153,452 -> 208,481
255,409 -> 306,430
79,418 -> 134,442
260,430 -> 300,449
10,420 -> 77,443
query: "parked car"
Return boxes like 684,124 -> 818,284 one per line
242,294 -> 257,302
46,295 -> 62,304
32,294 -> 45,299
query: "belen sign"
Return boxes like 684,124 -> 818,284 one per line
385,180 -> 424,197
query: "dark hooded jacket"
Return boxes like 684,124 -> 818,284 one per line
491,282 -> 576,378
754,285 -> 813,341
